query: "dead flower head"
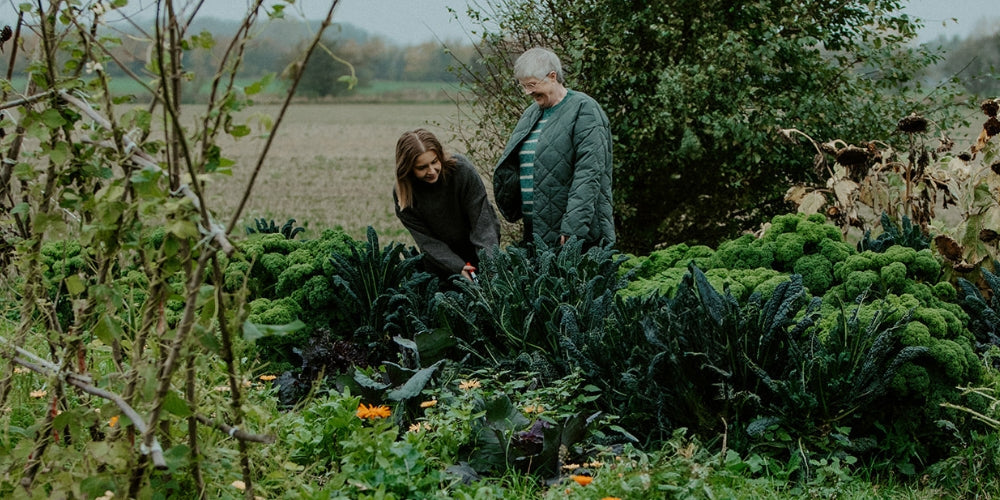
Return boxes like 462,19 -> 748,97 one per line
897,113 -> 928,134
984,117 -> 1000,138
981,99 -> 999,118
835,145 -> 869,167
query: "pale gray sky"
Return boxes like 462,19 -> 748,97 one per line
98,0 -> 1000,45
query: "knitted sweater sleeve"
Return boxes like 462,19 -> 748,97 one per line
394,189 -> 465,275
455,155 -> 501,252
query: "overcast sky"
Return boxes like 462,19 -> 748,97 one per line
48,0 -> 1000,45
273,0 -> 999,45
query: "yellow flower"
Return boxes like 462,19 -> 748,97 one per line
259,374 -> 277,381
409,423 -> 423,433
109,416 -> 119,428
458,379 -> 481,390
356,403 -> 391,420
419,399 -> 437,408
13,366 -> 27,374
524,404 -> 545,414
231,480 -> 246,491
30,389 -> 47,398
601,497 -> 622,500
571,474 -> 593,486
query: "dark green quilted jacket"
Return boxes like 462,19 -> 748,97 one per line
493,90 -> 615,247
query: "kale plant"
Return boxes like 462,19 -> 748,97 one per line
858,212 -> 931,253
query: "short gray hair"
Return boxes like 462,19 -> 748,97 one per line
513,47 -> 564,84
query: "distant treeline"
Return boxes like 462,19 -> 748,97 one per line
0,14 -> 995,99
0,15 -> 479,101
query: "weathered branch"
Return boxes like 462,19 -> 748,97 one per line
0,335 -> 168,469
194,414 -> 275,444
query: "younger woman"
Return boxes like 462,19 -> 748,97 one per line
393,129 -> 500,281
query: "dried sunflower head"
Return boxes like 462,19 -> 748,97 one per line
835,145 -> 869,166
897,113 -> 928,134
981,99 -> 999,118
985,117 -> 1000,138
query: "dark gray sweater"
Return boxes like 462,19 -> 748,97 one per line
394,154 -> 500,277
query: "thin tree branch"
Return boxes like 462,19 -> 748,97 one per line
0,335 -> 168,469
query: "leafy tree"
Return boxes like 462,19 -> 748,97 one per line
924,32 -> 1000,97
453,0 -> 967,253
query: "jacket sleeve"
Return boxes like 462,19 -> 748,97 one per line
561,98 -> 612,240
394,190 -> 465,275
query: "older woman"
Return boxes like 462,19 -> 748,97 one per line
393,128 -> 500,281
493,47 -> 615,249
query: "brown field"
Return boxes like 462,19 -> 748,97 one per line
207,103 -> 479,246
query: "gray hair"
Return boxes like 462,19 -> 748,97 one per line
513,47 -> 565,84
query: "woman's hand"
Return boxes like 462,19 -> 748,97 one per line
462,262 -> 478,282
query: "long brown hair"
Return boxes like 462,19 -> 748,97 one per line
394,128 -> 457,210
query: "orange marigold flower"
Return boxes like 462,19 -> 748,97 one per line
524,404 -> 544,414
458,379 -> 481,390
259,374 -> 277,381
601,497 -> 622,500
419,399 -> 437,408
356,403 -> 391,420
109,415 -> 119,428
571,474 -> 593,486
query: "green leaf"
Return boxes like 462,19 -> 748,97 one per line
94,314 -> 124,345
386,360 -> 444,401
162,444 -> 191,473
48,141 -> 71,164
162,390 -> 192,417
64,274 -> 86,296
197,327 -> 222,354
13,162 -> 35,181
10,202 -> 29,216
166,219 -> 200,239
40,108 -> 66,128
244,74 -> 274,96
227,124 -> 250,138
242,319 -> 306,342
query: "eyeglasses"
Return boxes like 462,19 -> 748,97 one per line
516,72 -> 555,92
518,79 -> 542,92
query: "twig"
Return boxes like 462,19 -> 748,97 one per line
0,90 -> 57,111
194,414 -> 275,444
0,335 -> 168,469
226,0 -> 342,235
